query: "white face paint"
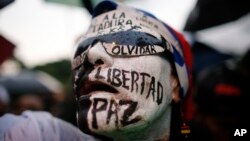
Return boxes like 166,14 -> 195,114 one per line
76,41 -> 175,137
73,6 -> 182,140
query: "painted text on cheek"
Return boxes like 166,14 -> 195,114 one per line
95,67 -> 163,105
91,98 -> 141,129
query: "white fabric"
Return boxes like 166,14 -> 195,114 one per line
0,111 -> 99,141
195,13 -> 250,56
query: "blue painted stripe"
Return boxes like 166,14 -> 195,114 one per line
172,44 -> 184,66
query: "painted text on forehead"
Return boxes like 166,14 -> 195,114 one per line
72,31 -> 171,70
75,31 -> 167,57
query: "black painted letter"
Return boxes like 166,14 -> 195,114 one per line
92,98 -> 108,129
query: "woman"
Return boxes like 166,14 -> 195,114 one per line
72,1 -> 193,141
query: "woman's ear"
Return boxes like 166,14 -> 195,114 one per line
170,76 -> 181,103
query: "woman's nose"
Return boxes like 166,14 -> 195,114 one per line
86,42 -> 113,67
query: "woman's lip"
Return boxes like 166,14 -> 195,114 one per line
79,80 -> 118,97
78,91 -> 116,102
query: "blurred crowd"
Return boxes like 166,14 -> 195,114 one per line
183,0 -> 250,140
0,0 -> 249,141
0,57 -> 77,123
0,56 -> 80,124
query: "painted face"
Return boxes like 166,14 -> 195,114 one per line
73,31 -> 176,137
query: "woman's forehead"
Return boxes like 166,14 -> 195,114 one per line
75,31 -> 167,57
79,31 -> 162,47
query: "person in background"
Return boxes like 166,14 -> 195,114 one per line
0,70 -> 65,116
191,49 -> 250,141
72,1 -> 193,141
